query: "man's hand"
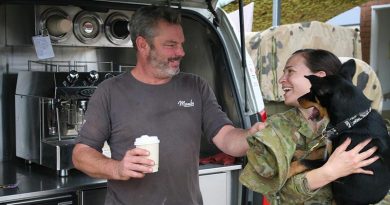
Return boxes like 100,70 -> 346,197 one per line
72,144 -> 155,180
213,122 -> 266,157
247,122 -> 267,136
116,148 -> 155,180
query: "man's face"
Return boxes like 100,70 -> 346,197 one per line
147,20 -> 185,79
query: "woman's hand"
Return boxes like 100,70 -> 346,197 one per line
305,138 -> 379,190
322,137 -> 379,180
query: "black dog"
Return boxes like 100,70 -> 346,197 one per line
297,59 -> 390,205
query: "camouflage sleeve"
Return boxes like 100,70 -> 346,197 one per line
239,116 -> 297,196
278,172 -> 332,204
279,173 -> 317,201
240,109 -> 334,204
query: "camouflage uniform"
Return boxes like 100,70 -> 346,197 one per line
240,108 -> 332,205
240,108 -> 390,205
243,20 -> 387,205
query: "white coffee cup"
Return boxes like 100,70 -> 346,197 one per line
134,135 -> 160,173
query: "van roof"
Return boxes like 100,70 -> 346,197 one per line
93,0 -> 217,9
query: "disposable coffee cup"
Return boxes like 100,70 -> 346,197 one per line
134,135 -> 160,172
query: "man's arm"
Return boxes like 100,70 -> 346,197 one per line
72,143 -> 155,180
212,122 -> 266,157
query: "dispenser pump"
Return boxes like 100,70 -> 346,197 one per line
84,70 -> 99,86
63,70 -> 79,86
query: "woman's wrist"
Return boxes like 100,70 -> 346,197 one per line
305,167 -> 334,190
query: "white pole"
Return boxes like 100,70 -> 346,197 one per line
272,0 -> 281,26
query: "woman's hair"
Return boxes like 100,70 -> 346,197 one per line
129,6 -> 182,49
292,49 -> 342,75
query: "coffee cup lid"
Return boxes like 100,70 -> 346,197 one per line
134,135 -> 160,145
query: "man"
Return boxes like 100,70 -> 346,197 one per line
72,5 -> 264,205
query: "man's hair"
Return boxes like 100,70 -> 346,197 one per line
129,5 -> 182,49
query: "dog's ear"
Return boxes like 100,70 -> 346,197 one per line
305,75 -> 322,85
305,75 -> 330,96
339,59 -> 356,82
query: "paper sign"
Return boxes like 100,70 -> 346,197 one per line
32,35 -> 55,59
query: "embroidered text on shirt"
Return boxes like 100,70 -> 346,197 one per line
177,99 -> 194,107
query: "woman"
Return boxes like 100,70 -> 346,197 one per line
240,49 -> 381,204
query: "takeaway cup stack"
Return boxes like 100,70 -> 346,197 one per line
134,135 -> 160,172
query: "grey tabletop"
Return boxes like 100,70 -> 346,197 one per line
0,159 -> 106,202
0,159 -> 242,202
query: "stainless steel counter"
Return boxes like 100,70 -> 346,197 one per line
0,159 -> 106,203
0,159 -> 242,203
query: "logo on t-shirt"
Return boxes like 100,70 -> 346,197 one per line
177,99 -> 194,107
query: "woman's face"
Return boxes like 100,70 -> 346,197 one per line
278,54 -> 315,107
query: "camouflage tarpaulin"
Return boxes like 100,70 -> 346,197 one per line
246,21 -> 362,102
339,57 -> 383,113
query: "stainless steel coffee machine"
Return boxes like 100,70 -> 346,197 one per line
15,70 -> 119,176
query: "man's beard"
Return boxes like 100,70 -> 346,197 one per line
148,48 -> 181,79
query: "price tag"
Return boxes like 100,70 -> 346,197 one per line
32,35 -> 55,59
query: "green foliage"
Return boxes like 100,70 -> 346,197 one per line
223,0 -> 370,31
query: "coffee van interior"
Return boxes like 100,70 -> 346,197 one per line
0,0 -> 265,204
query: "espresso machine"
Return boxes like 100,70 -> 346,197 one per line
15,70 -> 119,176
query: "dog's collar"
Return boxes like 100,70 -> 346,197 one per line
323,107 -> 372,139
298,107 -> 372,161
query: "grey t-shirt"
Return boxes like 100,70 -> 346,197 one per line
77,72 -> 232,205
